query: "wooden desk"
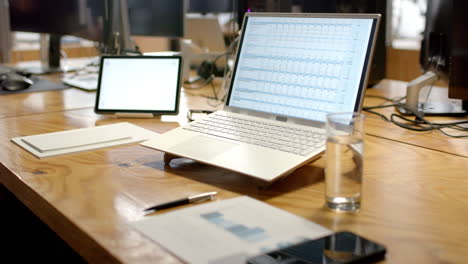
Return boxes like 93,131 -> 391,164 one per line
0,87 -> 94,118
0,80 -> 468,263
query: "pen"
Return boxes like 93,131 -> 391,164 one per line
144,191 -> 217,212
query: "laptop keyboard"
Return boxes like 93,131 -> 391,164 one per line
183,112 -> 326,156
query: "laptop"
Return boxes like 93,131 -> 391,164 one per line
142,13 -> 380,183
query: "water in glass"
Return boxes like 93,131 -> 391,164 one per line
325,134 -> 363,212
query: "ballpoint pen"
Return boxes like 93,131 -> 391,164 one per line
144,191 -> 218,212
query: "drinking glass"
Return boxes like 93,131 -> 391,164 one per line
325,112 -> 365,212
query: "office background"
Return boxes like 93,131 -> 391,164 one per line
1,0 -> 467,263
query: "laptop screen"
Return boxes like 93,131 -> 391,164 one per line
226,14 -> 378,123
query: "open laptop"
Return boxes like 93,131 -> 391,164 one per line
142,13 -> 380,183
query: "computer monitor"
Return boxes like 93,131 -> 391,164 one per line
8,0 -> 181,72
127,0 -> 185,38
188,0 -> 235,14
9,0 -> 104,41
448,1 -> 468,104
8,0 -> 108,72
399,0 -> 468,115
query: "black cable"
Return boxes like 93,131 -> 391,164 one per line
363,103 -> 399,110
365,94 -> 406,102
390,113 -> 434,132
184,34 -> 240,105
363,94 -> 468,138
362,108 -> 390,122
206,81 -> 225,108
430,119 -> 468,126
438,128 -> 468,138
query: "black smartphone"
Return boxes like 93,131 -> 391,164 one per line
246,231 -> 386,264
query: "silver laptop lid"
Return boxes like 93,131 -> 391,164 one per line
225,13 -> 380,127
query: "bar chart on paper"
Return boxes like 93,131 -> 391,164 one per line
229,16 -> 373,122
201,211 -> 269,243
130,196 -> 331,264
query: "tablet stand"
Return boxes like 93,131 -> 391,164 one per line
114,113 -> 155,118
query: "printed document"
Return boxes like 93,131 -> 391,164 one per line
130,196 -> 331,264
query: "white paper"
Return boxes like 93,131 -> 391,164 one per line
130,196 -> 331,264
11,122 -> 158,158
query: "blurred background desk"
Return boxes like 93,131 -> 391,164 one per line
0,78 -> 467,263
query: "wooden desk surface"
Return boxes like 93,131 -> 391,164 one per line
0,80 -> 467,263
0,88 -> 95,118
364,80 -> 468,157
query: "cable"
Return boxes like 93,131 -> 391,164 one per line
184,33 -> 240,106
363,103 -> 400,110
206,80 -> 226,108
390,112 -> 434,132
365,94 -> 406,103
363,94 -> 468,138
363,108 -> 390,122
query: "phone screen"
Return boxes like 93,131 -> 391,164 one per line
247,231 -> 386,264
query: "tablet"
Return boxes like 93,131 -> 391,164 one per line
95,56 -> 182,115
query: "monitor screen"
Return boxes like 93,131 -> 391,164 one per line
8,0 -> 186,62
449,0 -> 468,100
127,0 -> 185,37
422,0 -> 468,101
9,0 -> 105,42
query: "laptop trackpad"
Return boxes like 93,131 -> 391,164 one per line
168,135 -> 238,160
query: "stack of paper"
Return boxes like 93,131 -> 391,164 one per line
12,122 -> 158,158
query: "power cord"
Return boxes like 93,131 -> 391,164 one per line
183,34 -> 240,106
363,95 -> 468,138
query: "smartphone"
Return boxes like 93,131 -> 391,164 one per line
246,231 -> 386,264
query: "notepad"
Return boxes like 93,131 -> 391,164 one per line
12,122 -> 158,158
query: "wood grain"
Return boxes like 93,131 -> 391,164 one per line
0,88 -> 95,118
1,106 -> 468,263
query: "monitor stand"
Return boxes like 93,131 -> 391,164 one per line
39,34 -> 62,74
16,34 -> 64,75
396,71 -> 467,116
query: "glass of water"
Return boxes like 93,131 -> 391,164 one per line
325,112 -> 365,212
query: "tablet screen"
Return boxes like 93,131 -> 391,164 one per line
95,56 -> 181,114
